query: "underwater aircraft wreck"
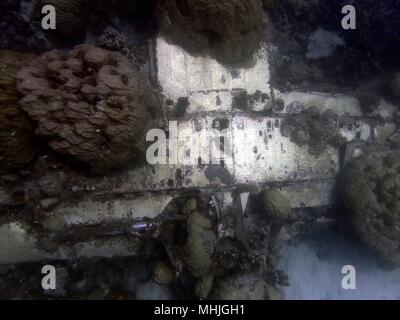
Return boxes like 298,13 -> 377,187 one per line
0,0 -> 399,300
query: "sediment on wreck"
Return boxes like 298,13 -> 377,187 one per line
16,44 -> 160,174
156,0 -> 266,66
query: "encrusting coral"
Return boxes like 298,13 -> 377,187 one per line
281,107 -> 344,156
98,28 -> 126,53
17,44 -> 159,174
0,50 -> 36,173
263,188 -> 292,223
185,210 -> 216,278
341,151 -> 400,267
156,0 -> 266,66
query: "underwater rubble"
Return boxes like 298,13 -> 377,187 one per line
0,0 -> 400,300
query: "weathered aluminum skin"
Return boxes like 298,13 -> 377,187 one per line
0,37 -> 375,264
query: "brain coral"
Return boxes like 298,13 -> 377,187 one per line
17,44 -> 159,173
341,151 -> 400,267
0,51 -> 35,173
156,0 -> 266,66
